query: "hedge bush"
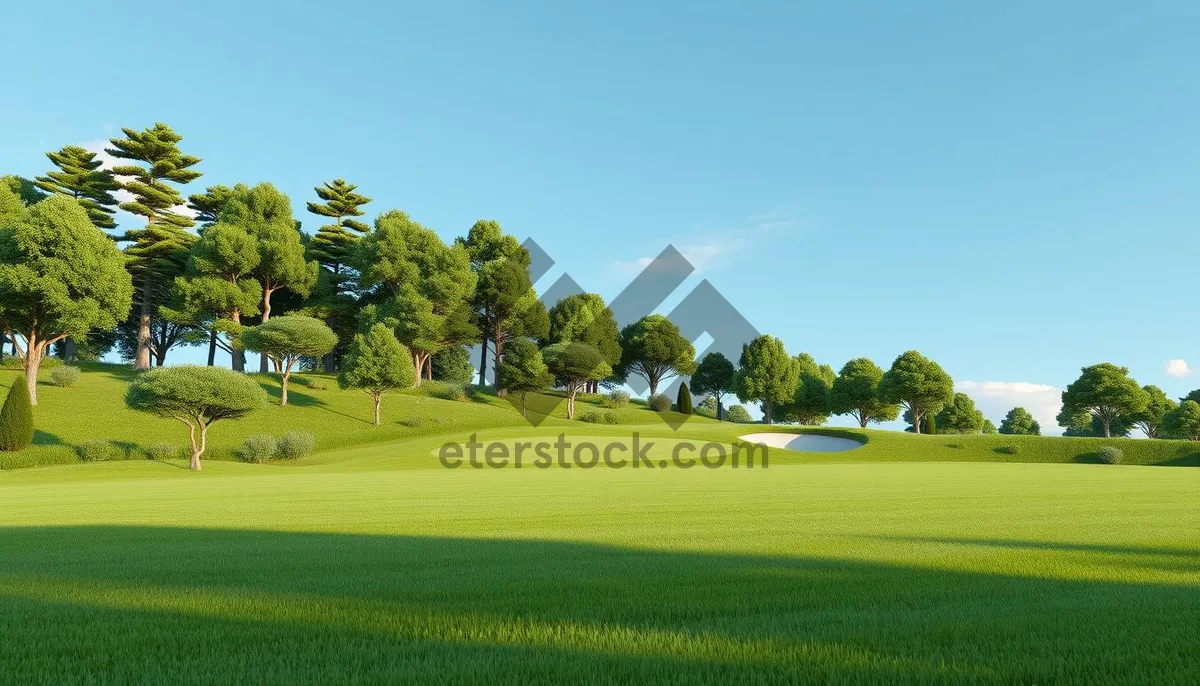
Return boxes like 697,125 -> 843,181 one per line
148,442 -> 182,461
50,365 -> 82,388
676,382 -> 693,414
648,394 -> 672,413
78,440 -> 121,462
0,381 -> 34,452
1098,446 -> 1123,465
276,431 -> 315,460
602,390 -> 630,408
578,409 -> 619,425
240,434 -> 279,463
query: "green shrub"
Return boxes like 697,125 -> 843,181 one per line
0,381 -> 34,452
435,384 -> 469,402
0,357 -> 60,371
725,405 -> 752,423
1098,446 -> 1123,465
676,382 -> 693,414
78,440 -> 121,462
601,390 -> 630,408
276,431 -> 315,460
946,442 -> 965,449
696,396 -> 717,418
400,417 -> 422,428
240,434 -> 279,463
648,394 -> 672,413
148,442 -> 182,461
294,376 -> 327,390
578,408 -> 619,425
50,365 -> 82,388
995,445 -> 1020,455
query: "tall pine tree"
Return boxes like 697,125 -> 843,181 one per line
306,179 -> 371,292
34,145 -> 121,229
107,123 -> 202,370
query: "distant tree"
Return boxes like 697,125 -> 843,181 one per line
982,419 -> 997,434
725,405 -> 753,423
542,342 -> 612,420
338,323 -> 415,425
829,357 -> 899,428
240,316 -> 337,406
307,179 -> 372,293
778,353 -> 834,425
1059,363 -> 1148,439
1132,385 -> 1175,439
431,346 -> 475,384
0,185 -> 25,220
107,123 -> 202,370
0,380 -> 34,452
1,176 -> 47,205
0,196 -> 133,404
998,407 -> 1040,435
34,145 -> 121,229
544,293 -> 621,393
934,393 -> 985,434
1057,407 -> 1133,438
1181,389 -> 1200,405
1163,400 -> 1200,441
735,335 -> 799,424
496,338 -> 553,417
676,381 -> 694,414
691,352 -> 736,420
696,395 -> 718,418
617,315 -> 696,396
126,366 -> 267,470
878,351 -> 954,435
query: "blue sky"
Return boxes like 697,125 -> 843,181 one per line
4,1 -> 1200,432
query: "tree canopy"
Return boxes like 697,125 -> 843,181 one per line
777,353 -> 834,425
735,335 -> 798,425
338,323 -> 415,425
1059,363 -> 1147,438
998,407 -> 1040,435
34,145 -> 120,229
691,352 -> 736,420
878,350 -> 953,435
496,338 -> 553,417
241,315 -> 338,405
542,341 -> 612,420
829,357 -> 899,428
934,392 -> 985,434
1133,385 -> 1175,439
617,315 -> 696,396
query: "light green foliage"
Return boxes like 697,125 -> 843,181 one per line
725,404 -> 753,422
241,316 -> 337,405
648,393 -> 673,413
77,440 -> 121,462
602,389 -> 631,408
0,185 -> 25,220
276,431 -> 315,460
1133,385 -> 1175,439
186,184 -> 238,230
50,365 -> 81,388
544,293 -> 622,369
779,353 -> 834,425
696,395 -> 718,418
34,145 -> 121,229
125,365 -> 268,469
148,442 -> 182,461
830,357 -> 899,427
879,350 -> 954,435
542,342 -> 612,419
1162,400 -> 1200,440
735,335 -> 798,424
999,407 -> 1041,436
239,434 -> 279,464
356,211 -> 478,384
935,393 -> 985,434
0,380 -> 33,451
1,175 -> 48,205
1060,363 -> 1148,438
106,123 -> 201,229
431,346 -> 475,384
577,408 -> 619,424
691,352 -> 736,420
0,195 -> 134,403
338,324 -> 416,425
617,315 -> 696,396
496,339 -> 552,417
676,382 -> 693,414
982,419 -> 997,434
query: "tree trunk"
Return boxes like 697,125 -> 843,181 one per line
373,393 -> 382,426
478,307 -> 490,387
521,392 -> 527,417
230,311 -> 244,372
322,353 -> 335,373
913,409 -> 922,434
1102,417 -> 1112,438
491,324 -> 504,395
411,351 -> 424,387
154,347 -> 167,367
207,330 -> 217,366
134,282 -> 153,371
567,391 -> 575,419
259,289 -> 273,373
280,369 -> 290,406
764,400 -> 772,425
63,338 -> 76,362
189,424 -> 208,471
425,357 -> 432,381
25,348 -> 41,406
648,377 -> 658,397
859,412 -> 869,428
717,397 -> 723,421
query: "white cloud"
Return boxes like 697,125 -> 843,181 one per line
1166,359 -> 1192,378
956,380 -> 1063,435
82,138 -> 197,220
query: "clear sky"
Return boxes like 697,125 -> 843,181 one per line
4,1 -> 1199,432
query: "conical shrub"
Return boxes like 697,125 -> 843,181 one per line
676,382 -> 693,415
0,379 -> 34,451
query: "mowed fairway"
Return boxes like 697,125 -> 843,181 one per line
1,438 -> 1198,684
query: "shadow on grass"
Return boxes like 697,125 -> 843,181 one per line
0,526 -> 1196,683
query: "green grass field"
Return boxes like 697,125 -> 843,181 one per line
1,364 -> 1198,683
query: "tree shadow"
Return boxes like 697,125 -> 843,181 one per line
32,430 -> 66,447
0,526 -> 1195,683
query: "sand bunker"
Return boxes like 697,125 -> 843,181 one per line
739,432 -> 863,453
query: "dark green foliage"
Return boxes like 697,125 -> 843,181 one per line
187,184 -> 238,230
542,342 -> 612,419
934,393 -> 985,434
1133,385 -> 1175,439
879,350 -> 954,435
830,357 -> 899,427
1059,363 -> 1147,439
242,316 -> 338,405
725,405 -> 753,423
778,353 -> 834,425
995,445 -> 1020,455
276,432 -> 315,460
617,315 -> 696,396
431,346 -> 475,384
735,335 -> 798,424
0,381 -> 34,451
999,407 -> 1041,435
307,180 -> 372,292
1162,400 -> 1200,440
496,339 -> 552,417
691,352 -> 736,420
696,395 -> 718,418
34,146 -> 121,229
676,382 -> 693,414
544,293 -> 622,380
1,176 -> 48,205
338,324 -> 416,424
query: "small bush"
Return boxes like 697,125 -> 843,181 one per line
946,442 -> 964,449
294,376 -> 327,390
648,393 -> 672,413
435,384 -> 469,402
725,405 -> 753,423
0,381 -> 35,452
1098,446 -> 1123,465
400,417 -> 423,428
276,431 -> 315,460
240,434 -> 279,463
148,442 -> 182,461
601,390 -> 630,408
994,445 -> 1020,455
432,416 -> 448,425
50,365 -> 82,388
578,408 -> 619,424
78,440 -> 121,462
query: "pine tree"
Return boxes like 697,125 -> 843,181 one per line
187,184 -> 237,231
0,374 -> 35,452
676,381 -> 694,414
34,145 -> 121,229
306,179 -> 371,292
107,123 -> 202,370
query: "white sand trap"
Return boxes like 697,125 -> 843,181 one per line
739,432 -> 863,453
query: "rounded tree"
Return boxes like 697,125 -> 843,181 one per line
338,324 -> 416,425
830,357 -> 899,428
725,405 -> 753,423
934,393 -> 985,434
691,352 -> 736,420
496,338 -> 553,417
998,407 -> 1041,435
617,315 -> 696,396
1133,385 -> 1175,439
878,351 -> 954,435
0,380 -> 34,452
1059,363 -> 1148,439
542,342 -> 612,420
1163,400 -> 1200,441
735,335 -> 799,424
125,366 -> 267,470
240,315 -> 338,405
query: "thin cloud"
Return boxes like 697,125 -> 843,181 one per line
609,210 -> 797,278
956,380 -> 1063,436
82,138 -> 197,220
